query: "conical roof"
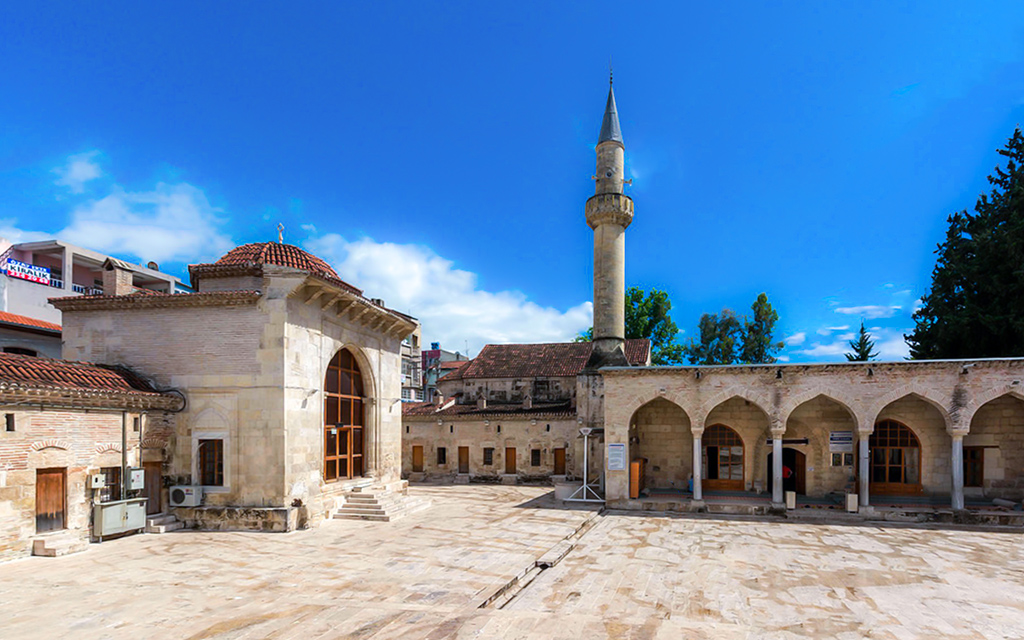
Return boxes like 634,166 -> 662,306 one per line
598,85 -> 623,144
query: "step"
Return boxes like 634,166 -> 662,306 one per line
32,534 -> 88,558
146,514 -> 178,526
145,521 -> 184,534
336,507 -> 388,517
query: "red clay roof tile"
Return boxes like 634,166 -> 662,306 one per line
0,312 -> 61,333
450,339 -> 650,379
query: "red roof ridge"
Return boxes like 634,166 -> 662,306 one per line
0,311 -> 61,333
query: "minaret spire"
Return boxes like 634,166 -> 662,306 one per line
585,75 -> 634,369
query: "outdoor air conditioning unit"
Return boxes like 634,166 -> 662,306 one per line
169,485 -> 203,508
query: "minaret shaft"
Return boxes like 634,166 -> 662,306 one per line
585,81 -> 633,369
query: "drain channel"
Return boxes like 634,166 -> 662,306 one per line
478,509 -> 603,610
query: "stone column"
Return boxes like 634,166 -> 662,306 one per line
61,246 -> 74,290
771,431 -> 784,506
951,430 -> 966,511
858,427 -> 872,510
691,427 -> 704,503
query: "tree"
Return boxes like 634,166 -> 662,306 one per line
575,287 -> 685,365
681,309 -> 743,365
740,293 -> 784,364
845,321 -> 878,361
907,127 -> 1024,359
682,293 -> 784,365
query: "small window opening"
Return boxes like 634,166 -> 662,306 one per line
5,413 -> 14,432
545,424 -> 551,432
497,425 -> 501,433
449,425 -> 454,434
198,439 -> 225,486
437,447 -> 447,465
406,425 -> 410,433
483,448 -> 494,466
133,416 -> 141,432
531,449 -> 541,467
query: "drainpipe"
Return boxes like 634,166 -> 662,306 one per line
122,412 -> 129,500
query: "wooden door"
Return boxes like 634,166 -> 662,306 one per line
964,447 -> 984,487
143,461 -> 162,515
553,448 -> 566,475
505,447 -> 516,475
412,445 -> 424,473
703,425 -> 744,491
36,468 -> 66,533
458,446 -> 469,474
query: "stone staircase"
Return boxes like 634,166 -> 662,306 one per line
333,482 -> 431,522
145,512 -> 183,534
31,532 -> 88,557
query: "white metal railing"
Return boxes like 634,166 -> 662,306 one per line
49,278 -> 63,288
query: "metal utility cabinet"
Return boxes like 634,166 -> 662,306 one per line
93,498 -> 148,541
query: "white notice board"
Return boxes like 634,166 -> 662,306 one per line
607,443 -> 627,471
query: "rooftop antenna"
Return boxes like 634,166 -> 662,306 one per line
609,59 -> 613,86
277,222 -> 284,244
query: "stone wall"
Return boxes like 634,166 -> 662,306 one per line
784,396 -> 859,497
402,417 -> 579,481
967,395 -> 1024,498
630,398 -> 692,491
0,408 -> 153,562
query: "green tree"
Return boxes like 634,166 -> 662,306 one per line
907,127 -> 1024,359
845,321 -> 878,361
739,293 -> 784,364
682,293 -> 784,365
575,287 -> 685,364
682,309 -> 743,365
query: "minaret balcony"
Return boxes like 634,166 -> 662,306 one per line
585,193 -> 634,230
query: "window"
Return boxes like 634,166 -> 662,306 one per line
3,347 -> 36,357
483,448 -> 494,466
99,466 -> 122,502
437,447 -> 447,465
531,449 -> 541,467
133,416 -> 140,432
5,413 -> 14,432
402,388 -> 412,400
964,447 -> 984,487
869,420 -> 921,491
324,349 -> 365,481
198,439 -> 224,486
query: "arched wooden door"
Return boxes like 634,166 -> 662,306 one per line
324,349 -> 365,481
869,420 -> 922,495
767,448 -> 806,495
703,424 -> 744,491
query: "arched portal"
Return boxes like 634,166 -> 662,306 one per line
703,424 -> 744,491
870,419 -> 922,495
767,448 -> 806,495
324,349 -> 365,481
968,394 -> 1024,498
627,397 -> 691,491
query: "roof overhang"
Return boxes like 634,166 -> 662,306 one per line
293,275 -> 418,341
0,382 -> 184,412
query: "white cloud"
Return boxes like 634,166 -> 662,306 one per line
838,332 -> 856,341
785,332 -> 806,346
835,305 -> 901,319
305,233 -> 592,355
816,325 -> 849,335
57,183 -> 233,264
875,335 -> 911,360
796,342 -> 848,357
53,151 -> 104,193
776,355 -> 790,362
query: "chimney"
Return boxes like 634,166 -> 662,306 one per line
522,393 -> 532,410
434,391 -> 445,407
101,258 -> 134,296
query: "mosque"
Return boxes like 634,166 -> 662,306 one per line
1,78 -> 1024,561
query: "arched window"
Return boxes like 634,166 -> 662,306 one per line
702,424 -> 744,491
869,419 -> 922,494
324,349 -> 364,481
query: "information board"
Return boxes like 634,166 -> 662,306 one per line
829,431 -> 854,453
607,443 -> 626,471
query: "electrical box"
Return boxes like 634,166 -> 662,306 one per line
129,468 -> 145,491
89,473 -> 106,489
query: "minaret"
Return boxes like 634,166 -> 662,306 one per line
585,74 -> 634,369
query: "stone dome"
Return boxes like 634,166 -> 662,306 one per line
214,242 -> 339,279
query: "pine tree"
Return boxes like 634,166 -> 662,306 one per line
740,293 -> 784,364
907,127 -> 1024,359
845,321 -> 878,361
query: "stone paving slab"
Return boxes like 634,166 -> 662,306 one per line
3,486 -> 1024,639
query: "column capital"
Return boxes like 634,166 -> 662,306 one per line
690,426 -> 705,437
770,428 -> 786,439
948,427 -> 969,438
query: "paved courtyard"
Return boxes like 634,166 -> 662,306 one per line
2,485 -> 1024,639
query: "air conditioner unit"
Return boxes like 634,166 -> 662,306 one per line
169,485 -> 202,508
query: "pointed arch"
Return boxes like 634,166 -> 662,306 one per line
628,397 -> 693,491
698,389 -> 773,430
866,389 -> 952,431
965,387 -> 1024,423
617,388 -> 691,431
779,389 -> 859,427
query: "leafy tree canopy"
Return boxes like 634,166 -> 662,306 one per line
907,127 -> 1024,359
845,321 -> 878,361
575,287 -> 684,365
682,293 -> 784,365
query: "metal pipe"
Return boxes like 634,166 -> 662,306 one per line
121,412 -> 129,499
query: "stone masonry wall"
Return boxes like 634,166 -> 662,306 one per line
630,398 -> 692,491
0,408 -> 151,562
967,395 -> 1024,498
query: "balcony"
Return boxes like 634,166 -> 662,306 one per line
71,283 -> 103,295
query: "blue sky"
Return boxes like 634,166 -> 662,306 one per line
2,2 -> 1023,360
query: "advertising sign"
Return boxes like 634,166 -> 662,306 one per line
6,258 -> 50,285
